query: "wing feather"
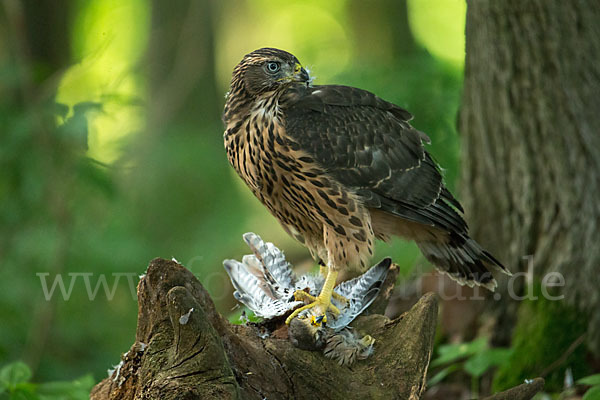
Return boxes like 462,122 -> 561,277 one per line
282,85 -> 466,233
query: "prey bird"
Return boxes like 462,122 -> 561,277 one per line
223,232 -> 388,364
224,232 -> 391,330
222,48 -> 509,325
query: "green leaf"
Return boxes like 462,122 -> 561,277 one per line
0,362 -> 32,389
431,337 -> 488,367
579,374 -> 600,386
6,383 -> 39,399
464,348 -> 513,378
428,364 -> 460,386
583,385 -> 600,400
36,374 -> 94,399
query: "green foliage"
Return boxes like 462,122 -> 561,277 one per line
579,374 -> 600,400
429,336 -> 513,395
0,361 -> 93,399
228,307 -> 262,325
492,285 -> 590,393
464,348 -> 513,379
431,336 -> 487,367
583,386 -> 600,400
579,374 -> 600,386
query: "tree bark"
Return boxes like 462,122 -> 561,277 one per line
459,0 -> 600,350
90,258 -> 439,399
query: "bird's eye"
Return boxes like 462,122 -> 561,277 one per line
266,62 -> 280,73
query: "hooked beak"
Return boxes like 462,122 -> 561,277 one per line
311,314 -> 326,327
293,63 -> 310,83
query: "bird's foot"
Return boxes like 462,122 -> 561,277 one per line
359,334 -> 375,348
286,268 -> 341,325
292,290 -> 317,303
332,291 -> 349,304
286,290 -> 340,325
293,290 -> 348,306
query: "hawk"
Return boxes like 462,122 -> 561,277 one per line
223,48 -> 509,325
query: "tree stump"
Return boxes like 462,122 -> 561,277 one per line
90,258 -> 439,399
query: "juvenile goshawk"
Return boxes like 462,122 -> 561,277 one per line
222,48 -> 509,324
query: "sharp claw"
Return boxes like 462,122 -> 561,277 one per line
286,269 -> 340,325
332,291 -> 349,304
285,294 -> 340,324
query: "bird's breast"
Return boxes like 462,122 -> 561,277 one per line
224,102 -> 374,270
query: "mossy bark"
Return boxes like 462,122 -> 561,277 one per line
90,258 -> 439,399
492,285 -> 589,392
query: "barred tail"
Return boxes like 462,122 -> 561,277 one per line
416,232 -> 508,291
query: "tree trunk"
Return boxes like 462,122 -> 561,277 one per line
459,0 -> 600,351
90,258 -> 440,399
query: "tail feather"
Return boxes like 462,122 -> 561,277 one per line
416,233 -> 508,291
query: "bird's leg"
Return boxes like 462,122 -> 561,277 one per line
319,261 -> 348,305
293,282 -> 348,306
286,268 -> 341,325
319,264 -> 328,277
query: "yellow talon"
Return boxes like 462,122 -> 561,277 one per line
360,334 -> 375,347
286,269 -> 340,325
332,291 -> 349,304
294,291 -> 317,303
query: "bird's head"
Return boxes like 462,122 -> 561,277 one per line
231,47 -> 310,96
288,314 -> 327,351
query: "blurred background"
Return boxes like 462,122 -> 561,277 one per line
1,0 -> 596,399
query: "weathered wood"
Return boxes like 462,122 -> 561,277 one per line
91,258 -> 437,399
483,378 -> 544,400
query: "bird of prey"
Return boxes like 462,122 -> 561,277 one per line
223,48 -> 509,325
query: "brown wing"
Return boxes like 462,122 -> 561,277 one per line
281,84 -> 507,289
282,84 -> 465,234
